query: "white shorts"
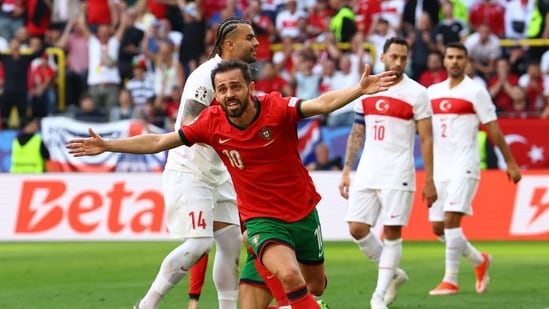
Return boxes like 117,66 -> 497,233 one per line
344,188 -> 414,227
162,168 -> 240,239
429,178 -> 479,222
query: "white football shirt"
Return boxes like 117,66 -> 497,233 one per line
353,74 -> 431,191
427,76 -> 497,181
164,55 -> 230,183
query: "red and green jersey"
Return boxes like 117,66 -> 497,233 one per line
179,92 -> 321,222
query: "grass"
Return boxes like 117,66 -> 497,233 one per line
0,241 -> 548,308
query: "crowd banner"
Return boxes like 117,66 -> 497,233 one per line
41,117 -> 167,172
0,171 -> 547,241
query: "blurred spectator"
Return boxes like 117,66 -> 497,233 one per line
488,58 -> 522,114
141,19 -> 164,65
354,0 -> 381,36
178,1 -> 207,80
306,142 -> 342,170
377,0 -> 405,32
81,10 -> 127,113
14,26 -> 30,50
55,15 -> 89,109
518,60 -> 549,117
137,96 -> 166,128
255,60 -> 293,96
319,56 -> 337,94
326,53 -> 361,127
405,12 -> 437,80
26,0 -> 52,39
468,0 -> 505,37
289,48 -> 321,100
133,0 -> 156,32
276,0 -> 307,42
504,0 -> 539,40
306,0 -> 333,39
246,0 -> 275,67
109,88 -> 138,122
126,54 -> 155,113
146,0 -> 167,21
401,0 -> 439,33
508,87 -> 532,118
118,6 -> 145,82
272,35 -> 297,81
368,18 -> 396,74
294,15 -> 314,43
464,23 -> 501,80
51,0 -> 80,25
74,92 -> 107,122
206,0 -> 244,45
465,58 -> 487,88
153,39 -> 180,110
434,1 -> 468,54
10,117 -> 50,173
508,44 -> 529,77
418,51 -> 447,88
446,0 -> 469,25
0,0 -> 25,40
163,84 -> 182,123
0,38 -> 43,129
87,0 -> 116,27
29,52 -> 57,118
328,0 -> 356,43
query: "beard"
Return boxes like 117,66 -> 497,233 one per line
222,97 -> 250,118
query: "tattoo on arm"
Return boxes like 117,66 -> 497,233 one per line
344,124 -> 365,168
182,99 -> 207,125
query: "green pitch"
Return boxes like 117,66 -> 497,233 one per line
0,241 -> 548,308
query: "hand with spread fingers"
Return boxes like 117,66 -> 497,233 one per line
66,128 -> 107,157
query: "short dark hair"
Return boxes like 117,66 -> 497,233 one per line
211,60 -> 253,88
383,37 -> 409,54
209,17 -> 251,59
445,42 -> 468,57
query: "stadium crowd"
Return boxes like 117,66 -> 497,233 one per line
1,0 -> 549,131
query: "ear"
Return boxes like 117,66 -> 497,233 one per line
249,81 -> 255,93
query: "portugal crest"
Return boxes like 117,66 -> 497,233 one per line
259,127 -> 272,141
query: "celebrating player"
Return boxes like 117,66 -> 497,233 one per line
67,59 -> 396,308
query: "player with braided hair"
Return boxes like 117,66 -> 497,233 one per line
187,16 -> 293,309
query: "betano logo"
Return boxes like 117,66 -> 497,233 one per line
510,176 -> 549,235
15,180 -> 166,234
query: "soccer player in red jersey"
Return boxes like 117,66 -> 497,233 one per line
67,60 -> 395,309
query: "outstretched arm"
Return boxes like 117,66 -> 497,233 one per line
300,64 -> 395,117
67,128 -> 183,156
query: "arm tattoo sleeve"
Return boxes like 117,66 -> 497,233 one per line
182,99 -> 207,125
344,124 -> 365,168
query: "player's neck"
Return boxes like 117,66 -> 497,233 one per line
228,96 -> 258,128
448,75 -> 465,88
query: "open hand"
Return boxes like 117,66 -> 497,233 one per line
66,128 -> 106,157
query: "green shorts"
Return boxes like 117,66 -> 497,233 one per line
239,250 -> 266,286
245,208 -> 325,265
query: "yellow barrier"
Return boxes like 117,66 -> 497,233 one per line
46,47 -> 66,112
